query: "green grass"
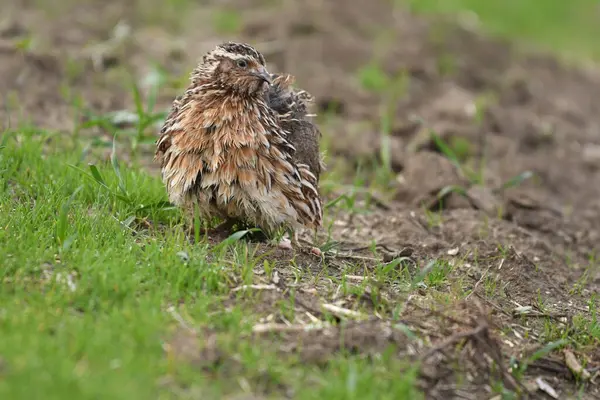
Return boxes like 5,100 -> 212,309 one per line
406,0 -> 600,60
0,130 -> 422,399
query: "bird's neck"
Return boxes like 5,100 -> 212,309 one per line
195,85 -> 269,116
195,81 -> 265,102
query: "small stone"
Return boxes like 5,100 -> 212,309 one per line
583,144 -> 600,166
447,247 -> 459,256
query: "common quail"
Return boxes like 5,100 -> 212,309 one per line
155,42 -> 324,248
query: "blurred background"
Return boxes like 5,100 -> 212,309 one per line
2,0 -> 600,180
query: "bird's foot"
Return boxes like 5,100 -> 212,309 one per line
272,229 -> 299,251
275,231 -> 322,258
276,237 -> 293,250
309,246 -> 323,257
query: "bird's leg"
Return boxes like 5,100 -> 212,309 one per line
291,229 -> 301,247
275,228 -> 322,258
296,228 -> 323,258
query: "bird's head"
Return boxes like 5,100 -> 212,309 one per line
192,42 -> 272,96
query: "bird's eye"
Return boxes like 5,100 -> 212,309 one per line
237,59 -> 248,68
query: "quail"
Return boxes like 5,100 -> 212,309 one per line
155,42 -> 324,248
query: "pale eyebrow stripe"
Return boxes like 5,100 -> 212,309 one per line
211,48 -> 255,62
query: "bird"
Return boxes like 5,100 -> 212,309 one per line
155,41 -> 324,249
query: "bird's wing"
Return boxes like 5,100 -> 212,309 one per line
263,74 -> 324,228
266,74 -> 324,181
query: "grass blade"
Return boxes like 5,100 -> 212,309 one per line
135,201 -> 175,213
411,260 -> 437,289
436,185 -> 468,200
0,130 -> 11,150
325,194 -> 350,209
393,323 -> 418,341
67,164 -> 102,185
68,164 -> 132,204
518,339 -> 568,376
500,170 -> 534,190
319,239 -> 340,253
131,80 -> 145,121
55,185 -> 83,250
110,137 -> 129,199
430,131 -> 462,172
88,164 -> 108,187
213,228 -> 260,253
121,215 -> 137,229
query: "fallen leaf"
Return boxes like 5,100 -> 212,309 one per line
564,349 -> 591,380
535,377 -> 559,399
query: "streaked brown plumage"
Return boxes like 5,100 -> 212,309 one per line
155,42 -> 323,244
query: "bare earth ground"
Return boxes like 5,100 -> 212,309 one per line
2,0 -> 600,398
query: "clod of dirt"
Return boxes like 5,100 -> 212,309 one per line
327,126 -> 406,172
426,83 -> 477,123
83,43 -> 122,70
289,21 -> 320,36
465,185 -> 505,217
498,70 -> 535,106
398,151 -> 470,209
504,191 -> 566,238
486,106 -> 555,152
405,84 -> 479,153
0,20 -> 26,38
164,327 -> 223,369
583,144 -> 600,168
391,118 -> 421,138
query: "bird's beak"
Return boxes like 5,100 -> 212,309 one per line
252,65 -> 272,84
